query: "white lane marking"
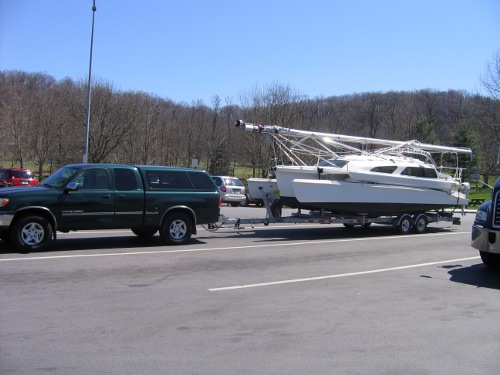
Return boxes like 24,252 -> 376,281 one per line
0,231 -> 469,262
54,223 -> 349,235
208,256 -> 481,291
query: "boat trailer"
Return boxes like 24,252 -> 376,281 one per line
204,187 -> 463,235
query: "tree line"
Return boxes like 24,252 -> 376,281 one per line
1,53 -> 499,183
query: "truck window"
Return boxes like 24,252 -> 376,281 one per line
75,168 -> 109,190
146,170 -> 193,190
114,168 -> 139,191
188,172 -> 216,190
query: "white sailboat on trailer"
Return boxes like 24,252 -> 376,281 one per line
236,120 -> 472,216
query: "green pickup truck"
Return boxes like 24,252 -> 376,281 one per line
0,164 -> 221,252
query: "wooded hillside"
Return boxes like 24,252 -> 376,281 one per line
1,65 -> 499,182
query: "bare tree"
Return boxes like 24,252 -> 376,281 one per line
481,50 -> 500,99
362,93 -> 382,139
468,51 -> 500,183
239,82 -> 308,177
29,84 -> 67,178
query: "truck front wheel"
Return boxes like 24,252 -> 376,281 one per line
160,213 -> 192,245
479,251 -> 500,268
10,215 -> 53,252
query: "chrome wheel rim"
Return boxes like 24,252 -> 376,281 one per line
21,222 -> 45,245
169,219 -> 187,240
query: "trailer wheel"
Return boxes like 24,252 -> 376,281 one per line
397,215 -> 413,235
479,251 -> 500,268
343,223 -> 355,230
413,214 -> 428,234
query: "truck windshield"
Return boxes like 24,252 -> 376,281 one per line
42,166 -> 80,188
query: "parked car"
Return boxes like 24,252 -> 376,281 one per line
212,176 -> 246,206
0,168 -> 39,187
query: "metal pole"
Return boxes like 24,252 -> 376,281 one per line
83,0 -> 96,163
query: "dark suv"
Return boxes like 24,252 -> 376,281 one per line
0,168 -> 39,187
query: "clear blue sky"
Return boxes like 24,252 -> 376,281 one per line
1,0 -> 499,105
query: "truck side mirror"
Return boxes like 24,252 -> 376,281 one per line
65,181 -> 79,192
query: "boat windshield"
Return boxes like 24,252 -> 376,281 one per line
318,159 -> 348,168
401,167 -> 438,179
370,166 -> 397,174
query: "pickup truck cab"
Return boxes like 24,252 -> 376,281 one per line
0,164 -> 220,252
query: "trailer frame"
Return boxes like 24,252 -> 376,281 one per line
205,187 -> 463,235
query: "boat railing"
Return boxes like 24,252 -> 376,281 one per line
236,120 -> 472,175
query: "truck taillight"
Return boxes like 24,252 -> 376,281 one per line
219,197 -> 222,207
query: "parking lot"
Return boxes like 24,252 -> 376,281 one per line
1,207 -> 499,375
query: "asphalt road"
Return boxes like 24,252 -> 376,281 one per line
1,207 -> 499,375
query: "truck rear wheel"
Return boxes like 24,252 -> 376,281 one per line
10,215 -> 53,252
479,251 -> 500,268
160,212 -> 192,245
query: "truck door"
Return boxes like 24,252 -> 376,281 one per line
58,167 -> 115,230
112,168 -> 144,228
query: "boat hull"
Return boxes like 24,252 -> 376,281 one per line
275,165 -> 348,199
247,178 -> 279,201
347,170 -> 457,192
293,179 -> 468,216
274,166 -> 320,199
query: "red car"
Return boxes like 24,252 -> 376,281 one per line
0,168 -> 39,187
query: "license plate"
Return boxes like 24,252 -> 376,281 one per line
233,189 -> 241,194
21,181 -> 28,185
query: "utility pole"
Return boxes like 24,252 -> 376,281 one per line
83,0 -> 96,163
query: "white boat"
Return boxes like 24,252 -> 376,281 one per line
275,153 -> 469,212
235,120 -> 472,215
293,179 -> 468,216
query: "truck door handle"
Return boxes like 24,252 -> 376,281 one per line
102,195 -> 111,199
117,194 -> 125,199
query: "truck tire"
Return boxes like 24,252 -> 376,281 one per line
160,212 -> 192,245
131,228 -> 158,239
10,215 -> 53,252
479,251 -> 500,268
